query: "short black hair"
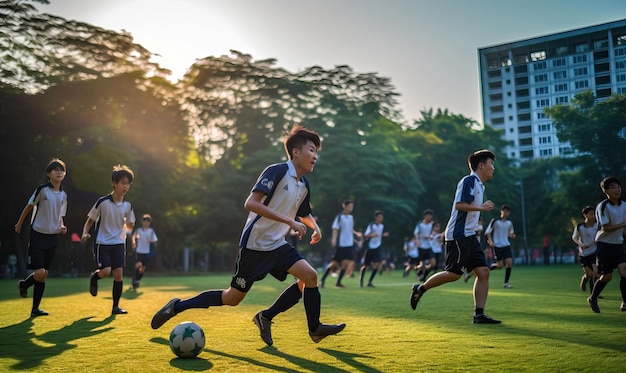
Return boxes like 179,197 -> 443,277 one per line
600,176 -> 621,193
342,200 -> 353,207
423,209 -> 433,216
284,124 -> 321,159
500,204 -> 510,211
581,205 -> 594,215
468,150 -> 496,171
374,210 -> 384,217
112,164 -> 134,183
46,158 -> 66,173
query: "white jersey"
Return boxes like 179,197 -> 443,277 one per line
486,219 -> 514,248
444,173 -> 485,240
332,213 -> 355,248
572,222 -> 597,257
134,227 -> 158,254
88,195 -> 135,245
365,223 -> 384,249
404,239 -> 418,258
430,233 -> 443,254
413,221 -> 433,249
28,183 -> 67,234
595,199 -> 626,244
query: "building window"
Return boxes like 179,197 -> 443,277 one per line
555,96 -> 569,104
553,70 -> 567,79
593,39 -> 608,49
534,74 -> 548,83
537,112 -> 547,120
616,74 -> 626,83
540,149 -> 553,156
574,67 -> 588,76
536,99 -> 550,108
575,43 -> 589,53
572,54 -> 588,64
538,123 -> 551,131
616,60 -> 626,70
531,51 -> 546,61
554,83 -> 568,92
615,47 -> 626,57
535,86 -> 549,95
501,57 -> 512,67
533,61 -> 547,70
618,87 -> 626,94
617,35 -> 626,46
574,80 -> 590,89
552,58 -> 566,67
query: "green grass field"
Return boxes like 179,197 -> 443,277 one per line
1,265 -> 624,372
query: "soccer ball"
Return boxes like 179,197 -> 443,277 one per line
169,321 -> 205,358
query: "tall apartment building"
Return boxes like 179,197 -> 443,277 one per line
478,19 -> 626,161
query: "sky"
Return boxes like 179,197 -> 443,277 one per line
37,0 -> 626,124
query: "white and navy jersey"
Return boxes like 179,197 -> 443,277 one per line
87,195 -> 135,245
404,239 -> 418,258
365,223 -> 384,249
332,213 -> 355,248
28,183 -> 67,234
240,161 -> 311,252
572,222 -> 597,256
134,227 -> 158,254
595,199 -> 626,244
485,219 -> 514,248
444,172 -> 484,241
430,233 -> 443,254
413,221 -> 433,249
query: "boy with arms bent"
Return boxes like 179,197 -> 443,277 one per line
151,125 -> 346,345
410,150 -> 501,324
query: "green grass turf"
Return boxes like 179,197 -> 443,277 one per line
0,265 -> 624,372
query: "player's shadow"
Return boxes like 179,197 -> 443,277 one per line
0,315 -> 114,370
260,346 -> 352,372
123,288 -> 143,299
318,348 -> 382,373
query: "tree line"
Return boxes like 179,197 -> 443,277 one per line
1,0 -> 624,276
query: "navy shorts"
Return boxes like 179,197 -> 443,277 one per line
578,253 -> 596,269
363,248 -> 383,265
27,229 -> 58,270
406,256 -> 420,265
231,244 -> 304,293
135,253 -> 151,266
418,248 -> 433,260
493,246 -> 513,261
443,235 -> 487,275
332,245 -> 355,262
596,242 -> 626,275
93,243 -> 126,270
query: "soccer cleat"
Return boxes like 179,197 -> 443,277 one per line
580,275 -> 587,292
336,283 -> 345,288
359,280 -> 363,288
367,283 -> 375,288
309,322 -> 346,343
503,283 -> 513,288
18,280 -> 27,298
410,284 -> 423,310
587,297 -> 600,313
89,272 -> 99,296
151,298 -> 180,329
112,307 -> 128,315
473,314 -> 502,324
620,302 -> 626,312
463,271 -> 472,283
31,309 -> 49,317
252,311 -> 274,346
132,280 -> 140,290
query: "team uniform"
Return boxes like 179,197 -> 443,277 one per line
330,213 -> 356,262
414,221 -> 434,261
485,219 -> 514,262
443,172 -> 488,275
26,183 -> 67,269
405,239 -> 419,266
363,223 -> 385,265
88,195 -> 135,270
234,161 -> 311,292
572,222 -> 598,269
134,227 -> 158,265
594,200 -> 626,275
429,232 -> 443,271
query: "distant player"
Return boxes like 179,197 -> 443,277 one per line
587,177 -> 626,313
15,158 -> 68,317
572,206 -> 598,294
359,210 -> 389,287
485,204 -> 516,288
413,209 -> 435,281
131,213 -> 158,290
